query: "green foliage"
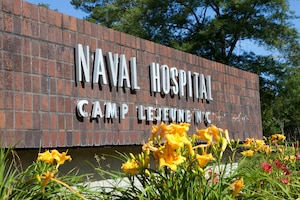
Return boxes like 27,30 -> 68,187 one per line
0,147 -> 19,199
93,123 -> 242,199
236,137 -> 300,199
3,125 -> 300,199
0,148 -> 96,200
38,3 -> 50,8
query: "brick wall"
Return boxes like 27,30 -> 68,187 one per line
0,0 -> 262,148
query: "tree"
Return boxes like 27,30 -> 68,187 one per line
71,0 -> 300,136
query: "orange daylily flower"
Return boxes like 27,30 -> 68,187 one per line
243,138 -> 254,147
230,178 -> 244,196
241,149 -> 254,157
121,159 -> 140,175
196,128 -> 213,143
195,153 -> 215,168
158,145 -> 186,171
37,150 -> 54,164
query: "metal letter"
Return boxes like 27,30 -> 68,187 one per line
160,64 -> 170,95
75,44 -> 90,82
93,48 -> 108,84
118,54 -> 131,88
105,102 -> 117,118
91,101 -> 104,118
150,62 -> 160,93
77,100 -> 89,117
178,70 -> 186,97
107,52 -> 119,87
206,75 -> 213,101
170,67 -> 178,95
130,57 -> 140,90
120,103 -> 128,119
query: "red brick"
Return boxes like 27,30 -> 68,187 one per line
50,113 -> 57,129
31,21 -> 39,38
62,14 -> 70,29
55,29 -> 63,44
15,131 -> 25,148
24,94 -> 33,111
32,95 -> 40,111
57,114 -> 65,130
14,93 -> 23,110
32,76 -> 41,93
51,131 -> 58,147
5,111 -> 14,129
87,132 -> 93,145
84,20 -> 91,35
49,96 -> 57,112
0,92 -> 5,109
42,131 -> 51,147
58,131 -> 66,147
3,71 -> 13,90
0,111 -> 5,128
39,6 -> 47,23
23,74 -> 32,92
55,12 -> 62,27
3,0 -> 13,13
4,90 -> 13,110
75,19 -> 83,34
73,131 -> 81,146
68,16 -> 76,31
41,113 -> 49,129
22,19 -> 31,36
5,131 -> 15,147
23,112 -> 33,129
48,27 -> 56,44
13,0 -> 22,16
41,95 -> 49,111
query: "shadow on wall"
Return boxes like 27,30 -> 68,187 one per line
14,145 -> 142,180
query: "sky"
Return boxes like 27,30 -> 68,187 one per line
25,0 -> 300,56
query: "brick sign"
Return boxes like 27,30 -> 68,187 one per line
0,0 -> 262,148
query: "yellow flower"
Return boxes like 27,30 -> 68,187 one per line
195,153 -> 215,168
41,171 -> 55,186
220,137 -> 228,153
53,151 -> 72,167
165,133 -> 185,149
151,125 -> 159,138
196,128 -> 213,143
36,174 -> 41,184
169,122 -> 190,137
284,155 -> 296,162
255,140 -> 265,150
121,159 -> 140,175
37,150 -> 54,164
277,134 -> 286,141
230,178 -> 243,196
158,145 -> 186,171
224,129 -> 231,143
165,133 -> 194,156
263,145 -> 272,155
243,138 -> 254,147
209,124 -> 221,142
241,150 -> 254,157
271,134 -> 286,142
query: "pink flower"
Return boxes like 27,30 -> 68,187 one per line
281,165 -> 291,175
274,160 -> 283,168
280,177 -> 289,185
261,162 -> 272,173
274,160 -> 290,175
296,153 -> 300,162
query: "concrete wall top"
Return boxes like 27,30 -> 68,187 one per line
0,0 -> 262,148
